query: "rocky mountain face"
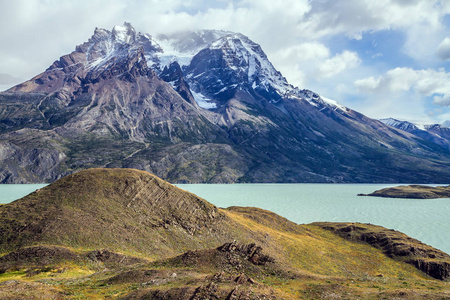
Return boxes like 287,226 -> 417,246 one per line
2,23 -> 450,183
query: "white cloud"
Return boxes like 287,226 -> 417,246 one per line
297,0 -> 446,38
0,0 -> 447,79
438,37 -> 450,60
355,67 -> 450,106
317,51 -> 361,78
297,0 -> 450,64
354,76 -> 381,90
271,44 -> 360,87
273,43 -> 330,62
433,95 -> 450,106
270,42 -> 330,87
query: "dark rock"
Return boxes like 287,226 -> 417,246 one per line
159,61 -> 197,106
191,282 -> 219,300
407,259 -> 450,280
218,242 -> 274,266
234,273 -> 255,285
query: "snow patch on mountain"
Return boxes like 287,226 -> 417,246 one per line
415,123 -> 427,131
296,90 -> 319,107
320,96 -> 347,111
291,89 -> 347,112
191,90 -> 217,109
154,30 -> 233,70
380,118 -> 423,131
153,38 -> 195,68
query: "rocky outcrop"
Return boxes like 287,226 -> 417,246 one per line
120,283 -> 277,300
408,259 -> 450,281
120,243 -> 279,300
217,242 -> 275,266
315,222 -> 450,280
359,185 -> 450,199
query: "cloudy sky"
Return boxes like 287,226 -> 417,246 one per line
1,0 -> 450,124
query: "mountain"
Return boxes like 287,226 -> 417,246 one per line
380,118 -> 423,132
381,118 -> 450,151
2,23 -> 450,183
1,168 -> 449,298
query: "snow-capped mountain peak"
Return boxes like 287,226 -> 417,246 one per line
380,118 -> 422,131
210,33 -> 290,92
180,31 -> 295,109
72,23 -> 162,72
39,23 -> 350,114
156,29 -> 349,112
112,22 -> 136,44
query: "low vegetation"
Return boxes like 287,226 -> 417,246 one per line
0,168 -> 449,299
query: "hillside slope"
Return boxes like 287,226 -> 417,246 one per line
0,168 -> 240,257
0,168 -> 449,299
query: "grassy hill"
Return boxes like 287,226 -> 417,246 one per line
0,168 -> 449,299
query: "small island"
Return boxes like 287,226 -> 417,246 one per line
358,184 -> 450,199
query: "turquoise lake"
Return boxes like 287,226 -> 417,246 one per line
2,183 -> 449,255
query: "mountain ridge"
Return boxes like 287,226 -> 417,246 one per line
381,117 -> 450,151
2,23 -> 450,183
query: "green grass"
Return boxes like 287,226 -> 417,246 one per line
0,168 -> 449,299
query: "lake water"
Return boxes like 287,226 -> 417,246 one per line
0,184 -> 48,203
177,184 -> 450,255
1,183 -> 449,255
